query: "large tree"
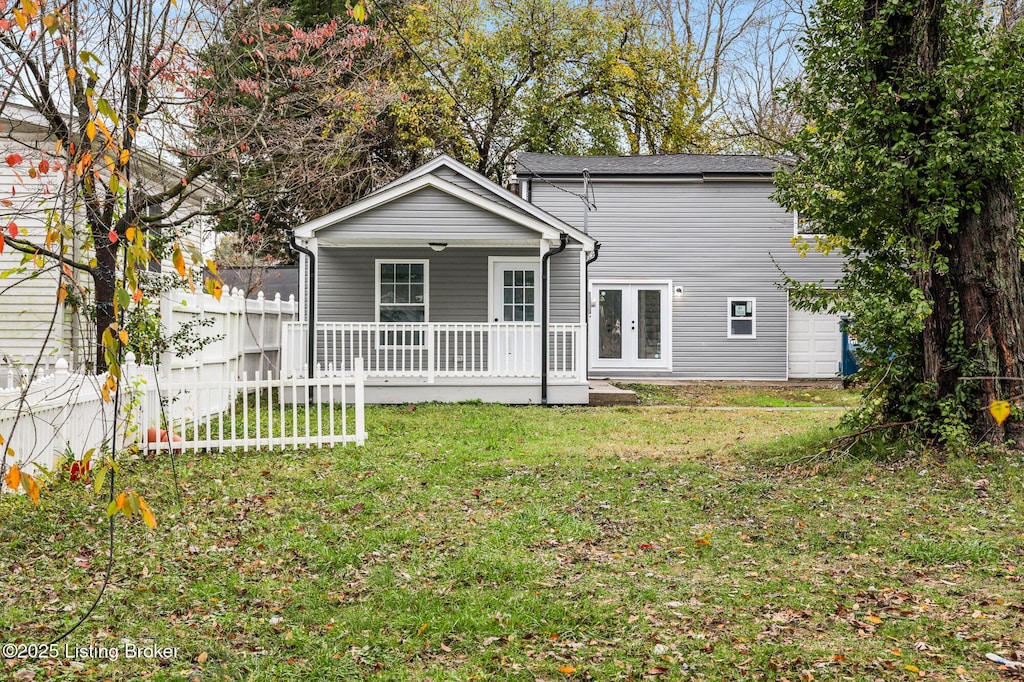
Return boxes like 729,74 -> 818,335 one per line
775,0 -> 1024,447
404,0 -> 704,181
195,0 -> 397,250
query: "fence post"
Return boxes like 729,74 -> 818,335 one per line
354,357 -> 365,445
426,324 -> 435,384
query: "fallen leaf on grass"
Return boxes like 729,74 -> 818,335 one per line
560,665 -> 576,674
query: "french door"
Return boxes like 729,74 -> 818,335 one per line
590,282 -> 671,370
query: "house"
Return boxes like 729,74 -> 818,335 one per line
289,152 -> 846,404
290,155 -> 597,404
516,153 -> 846,381
0,103 -> 216,373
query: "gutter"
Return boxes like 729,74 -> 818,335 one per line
541,233 -> 569,405
287,231 -> 316,377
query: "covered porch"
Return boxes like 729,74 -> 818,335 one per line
288,154 -> 597,404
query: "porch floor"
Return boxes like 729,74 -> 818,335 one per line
588,380 -> 639,406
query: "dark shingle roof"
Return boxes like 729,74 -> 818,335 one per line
515,152 -> 777,178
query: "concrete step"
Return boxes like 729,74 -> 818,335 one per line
588,380 -> 639,406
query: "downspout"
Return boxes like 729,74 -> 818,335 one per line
584,243 -> 601,389
287,231 -> 316,378
541,233 -> 569,405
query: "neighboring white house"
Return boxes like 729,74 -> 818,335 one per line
0,103 -> 216,372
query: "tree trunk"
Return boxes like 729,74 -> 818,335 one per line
950,176 -> 1024,445
92,229 -> 118,372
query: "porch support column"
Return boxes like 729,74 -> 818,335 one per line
541,233 -> 569,405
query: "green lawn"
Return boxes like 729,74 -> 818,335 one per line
616,382 -> 862,408
2,403 -> 1022,681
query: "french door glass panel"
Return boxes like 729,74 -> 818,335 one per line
598,289 -> 623,359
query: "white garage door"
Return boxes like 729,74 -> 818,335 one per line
789,307 -> 842,379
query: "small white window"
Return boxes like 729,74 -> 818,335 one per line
728,298 -> 756,338
376,260 -> 428,322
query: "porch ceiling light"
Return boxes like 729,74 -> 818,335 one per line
428,242 -> 448,252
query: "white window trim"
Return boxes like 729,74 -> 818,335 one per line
727,297 -> 756,339
375,259 -> 430,323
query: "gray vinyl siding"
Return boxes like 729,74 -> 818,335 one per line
530,178 -> 846,379
316,185 -> 539,242
548,247 -> 582,324
318,247 -> 536,323
432,166 -> 526,216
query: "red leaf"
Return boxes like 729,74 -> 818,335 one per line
5,153 -> 22,167
7,221 -> 18,238
37,159 -> 49,173
108,230 -> 118,243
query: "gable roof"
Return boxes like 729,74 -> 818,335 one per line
516,152 -> 777,178
296,155 -> 596,249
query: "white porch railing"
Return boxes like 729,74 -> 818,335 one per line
282,322 -> 585,382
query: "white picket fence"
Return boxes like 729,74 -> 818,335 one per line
0,359 -> 119,477
1,289 -> 366,482
136,358 -> 366,455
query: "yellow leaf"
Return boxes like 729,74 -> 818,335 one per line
417,623 -> 428,636
101,382 -> 111,403
126,226 -> 136,241
13,8 -> 27,30
5,463 -> 21,490
173,247 -> 186,278
139,496 -> 157,529
559,665 -> 576,674
120,149 -> 130,165
24,473 -> 40,505
118,329 -> 129,345
990,400 -> 1011,426
905,664 -> 921,674
86,120 -> 97,142
0,432 -> 4,445
21,0 -> 38,18
866,615 -> 883,624
208,277 -> 223,301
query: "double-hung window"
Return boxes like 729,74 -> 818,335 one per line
377,260 -> 428,345
727,298 -> 756,338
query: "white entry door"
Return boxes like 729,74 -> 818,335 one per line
590,282 -> 671,371
490,260 -> 541,375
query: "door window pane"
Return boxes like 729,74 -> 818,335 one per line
500,268 -> 537,322
599,289 -> 623,359
637,289 -> 662,359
